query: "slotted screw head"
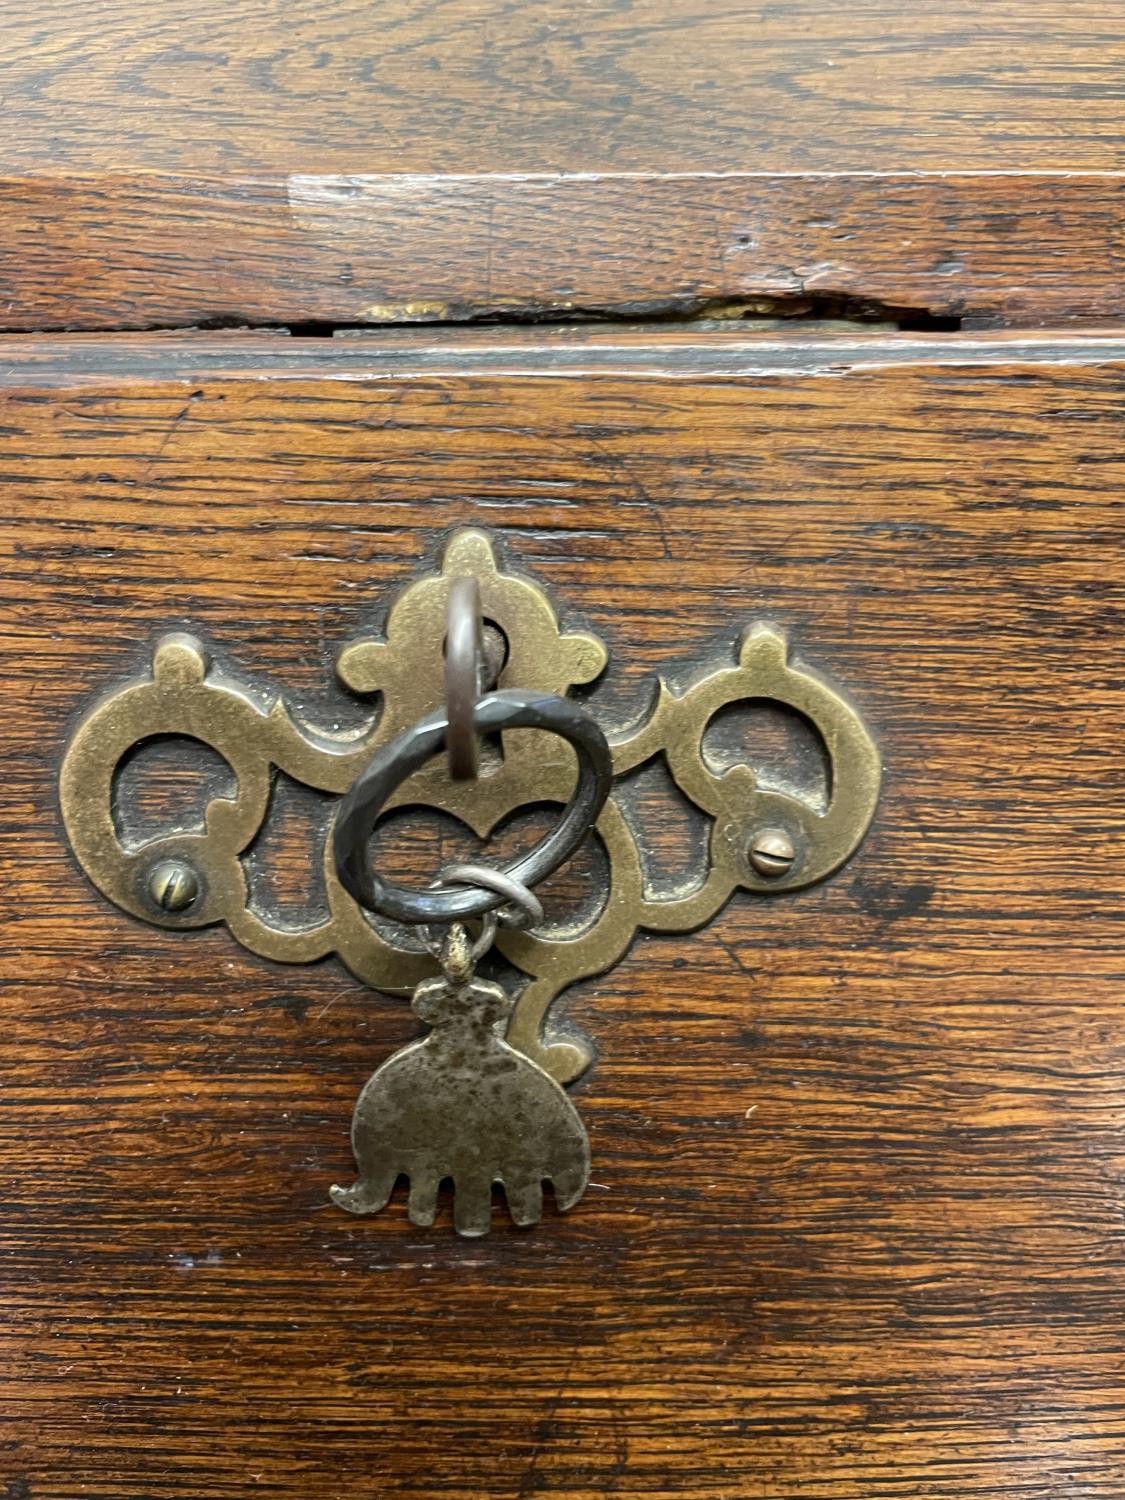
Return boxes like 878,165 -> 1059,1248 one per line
748,829 -> 796,879
147,859 -> 200,913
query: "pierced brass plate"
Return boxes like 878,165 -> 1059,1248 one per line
60,529 -> 880,1083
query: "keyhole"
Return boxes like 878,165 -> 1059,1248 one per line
480,620 -> 508,689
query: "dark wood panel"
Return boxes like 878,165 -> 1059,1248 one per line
4,3 -> 1125,328
0,334 -> 1124,1497
5,0 -> 1125,175
2,169 -> 1125,331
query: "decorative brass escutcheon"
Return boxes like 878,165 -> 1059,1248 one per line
60,529 -> 880,1230
61,528 -> 880,1080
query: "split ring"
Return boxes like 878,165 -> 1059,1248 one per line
439,863 -> 545,930
333,688 -> 612,925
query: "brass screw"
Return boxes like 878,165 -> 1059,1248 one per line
748,829 -> 796,879
147,859 -> 200,913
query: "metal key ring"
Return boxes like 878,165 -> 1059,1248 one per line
440,862 -> 545,929
444,576 -> 483,782
333,689 -> 612,925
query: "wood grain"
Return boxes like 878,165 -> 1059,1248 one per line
3,3 -> 1125,328
0,331 -> 1123,1496
5,0 -> 1125,175
5,169 -> 1125,333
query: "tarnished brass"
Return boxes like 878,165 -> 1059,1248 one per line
747,828 -> 797,879
332,920 -> 589,1237
60,528 -> 881,1084
146,858 -> 202,913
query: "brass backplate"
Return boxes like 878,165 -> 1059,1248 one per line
60,529 -> 881,1082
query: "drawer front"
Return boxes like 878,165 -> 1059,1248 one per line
2,334 -> 1123,1498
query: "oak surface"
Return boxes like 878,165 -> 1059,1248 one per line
2,3 -> 1125,328
6,0 -> 1125,175
1,332 -> 1123,1497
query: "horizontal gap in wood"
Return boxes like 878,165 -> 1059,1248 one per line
1,171 -> 1124,331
